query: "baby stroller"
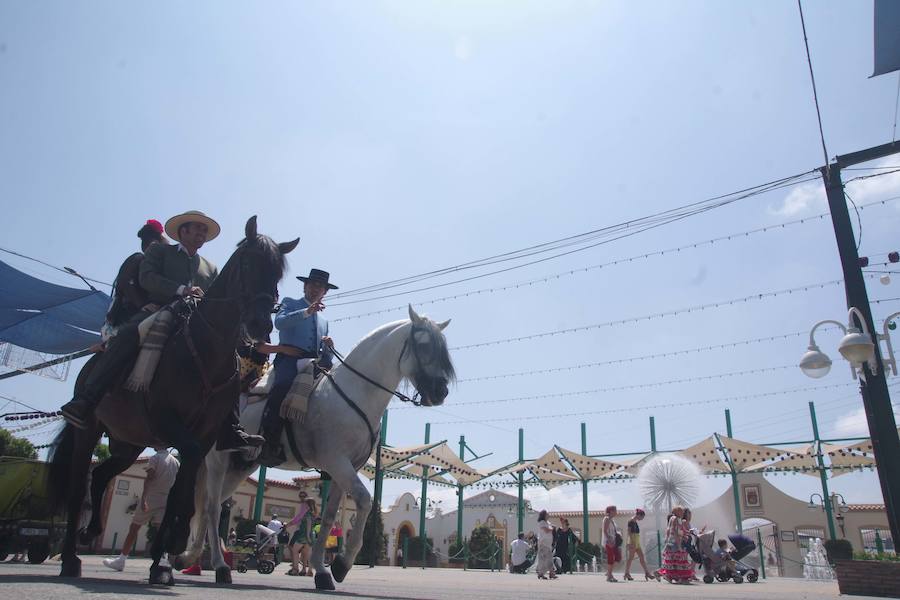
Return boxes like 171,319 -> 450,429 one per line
695,530 -> 759,584
233,528 -> 280,574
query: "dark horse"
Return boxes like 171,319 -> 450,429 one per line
48,216 -> 298,585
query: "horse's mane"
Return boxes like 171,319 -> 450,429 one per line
237,234 -> 287,281
353,317 -> 455,383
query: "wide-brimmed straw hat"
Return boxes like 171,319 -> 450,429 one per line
164,210 -> 221,242
296,268 -> 338,290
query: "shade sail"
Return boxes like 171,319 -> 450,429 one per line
364,442 -> 487,486
555,446 -> 624,479
678,436 -> 730,474
0,260 -> 109,354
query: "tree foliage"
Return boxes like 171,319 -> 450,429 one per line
355,504 -> 387,565
93,443 -> 110,462
0,429 -> 37,459
467,525 -> 499,569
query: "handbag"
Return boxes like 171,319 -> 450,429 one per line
615,532 -> 623,548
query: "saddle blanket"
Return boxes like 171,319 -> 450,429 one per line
124,308 -> 175,392
242,358 -> 317,424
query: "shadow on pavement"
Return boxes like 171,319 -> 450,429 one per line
0,574 -> 436,600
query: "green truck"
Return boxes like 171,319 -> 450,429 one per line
0,457 -> 65,563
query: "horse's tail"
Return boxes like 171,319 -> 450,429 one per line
47,422 -> 76,514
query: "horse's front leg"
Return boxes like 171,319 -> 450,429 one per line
149,425 -> 208,585
52,424 -> 101,578
201,452 -> 233,585
309,479 -> 344,590
83,439 -> 142,544
332,472 -> 372,582
171,457 -> 209,571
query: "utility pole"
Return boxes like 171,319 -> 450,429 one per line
369,410 -> 388,567
821,141 -> 900,545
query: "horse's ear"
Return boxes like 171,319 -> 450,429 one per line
279,238 -> 300,255
408,304 -> 423,325
245,216 -> 258,240
436,319 -> 451,331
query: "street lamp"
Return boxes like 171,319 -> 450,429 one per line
800,308 -> 879,379
809,493 -> 850,537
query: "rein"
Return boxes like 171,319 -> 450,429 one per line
183,312 -> 239,401
330,347 -> 421,406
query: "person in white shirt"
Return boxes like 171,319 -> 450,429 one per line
535,510 -> 557,580
103,448 -> 179,572
256,513 -> 284,555
510,532 -> 532,574
602,505 -> 621,582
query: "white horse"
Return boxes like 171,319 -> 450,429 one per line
174,306 -> 454,590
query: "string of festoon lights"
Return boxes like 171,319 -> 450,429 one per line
393,364 -> 798,410
451,276 -> 882,351
431,382 -> 855,425
331,196 -> 899,321
3,414 -> 63,434
329,170 -> 823,302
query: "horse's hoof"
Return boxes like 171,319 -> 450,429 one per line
59,557 -> 81,578
215,566 -> 232,584
314,572 -> 335,591
150,565 -> 175,586
331,555 -> 350,583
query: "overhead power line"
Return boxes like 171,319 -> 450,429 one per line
332,196 -> 900,321
431,382 -> 855,425
328,170 -> 818,301
450,276 -> 881,351
456,331 -> 840,382
393,364 -> 797,411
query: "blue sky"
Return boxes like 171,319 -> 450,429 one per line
1,1 -> 899,516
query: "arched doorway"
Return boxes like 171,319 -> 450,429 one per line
396,521 -> 415,565
741,517 -> 781,577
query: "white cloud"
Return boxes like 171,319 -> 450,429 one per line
769,158 -> 900,217
845,159 -> 900,204
834,407 -> 869,437
833,403 -> 898,437
454,35 -> 474,61
768,181 -> 826,217
523,485 -> 616,512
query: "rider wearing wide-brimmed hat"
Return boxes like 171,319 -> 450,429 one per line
62,211 -> 263,451
257,268 -> 338,466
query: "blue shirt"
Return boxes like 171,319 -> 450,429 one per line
274,296 -> 332,368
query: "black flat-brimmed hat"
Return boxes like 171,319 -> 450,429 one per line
297,268 -> 338,290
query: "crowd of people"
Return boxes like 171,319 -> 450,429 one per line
512,504 -> 726,585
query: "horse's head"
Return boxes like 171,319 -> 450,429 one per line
400,305 -> 455,406
215,216 -> 299,341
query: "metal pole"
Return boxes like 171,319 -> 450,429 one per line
823,145 -> 900,545
651,414 -> 662,568
517,428 -> 524,535
419,422 -> 430,568
457,434 -> 465,554
756,527 -> 767,579
369,410 -> 389,567
321,478 -> 332,508
725,409 -> 743,533
253,466 -> 267,521
809,402 -> 837,540
0,348 -> 94,380
581,422 -> 589,544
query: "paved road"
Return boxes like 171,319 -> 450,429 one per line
0,555 -> 876,600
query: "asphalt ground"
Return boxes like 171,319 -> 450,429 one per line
0,555 -> 876,600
